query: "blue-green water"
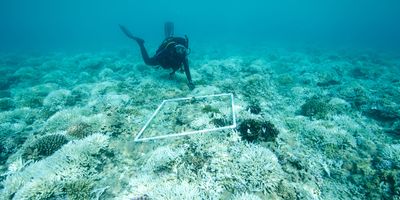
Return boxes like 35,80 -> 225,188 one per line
1,0 -> 400,51
0,1 -> 400,199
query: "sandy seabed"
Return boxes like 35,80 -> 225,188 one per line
0,46 -> 399,199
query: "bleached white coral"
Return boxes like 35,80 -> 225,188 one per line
381,144 -> 400,168
144,146 -> 183,172
196,172 -> 226,199
123,174 -> 201,200
87,93 -> 130,112
89,81 -> 119,96
1,134 -> 109,199
191,85 -> 221,96
232,192 -> 263,200
14,178 -> 63,200
102,94 -> 130,108
151,180 -> 200,200
43,89 -> 72,111
41,70 -> 69,85
300,120 -> 357,155
98,68 -> 114,80
219,106 -> 233,118
320,127 -> 357,149
328,97 -> 351,112
11,83 -> 58,108
246,59 -> 271,74
44,107 -> 94,132
6,157 -> 31,175
0,107 -> 37,125
330,115 -> 363,134
13,66 -> 37,80
228,142 -> 283,194
190,115 -> 211,129
0,122 -> 26,136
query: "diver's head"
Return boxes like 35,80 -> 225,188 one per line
175,44 -> 190,56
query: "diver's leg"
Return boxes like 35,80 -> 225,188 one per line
136,41 -> 158,66
119,25 -> 158,65
119,24 -> 143,42
164,22 -> 174,38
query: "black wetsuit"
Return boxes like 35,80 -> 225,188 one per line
137,37 -> 193,86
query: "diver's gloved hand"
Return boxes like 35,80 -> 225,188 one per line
188,81 -> 195,90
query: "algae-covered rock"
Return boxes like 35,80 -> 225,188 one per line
211,117 -> 230,127
350,67 -> 371,79
238,119 -> 279,142
363,106 -> 399,124
246,100 -> 261,114
317,79 -> 340,87
0,98 -> 15,111
201,105 -> 220,114
299,96 -> 331,119
0,133 -> 27,165
388,121 -> 400,137
22,134 -> 69,161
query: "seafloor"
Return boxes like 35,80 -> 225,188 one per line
0,45 -> 399,199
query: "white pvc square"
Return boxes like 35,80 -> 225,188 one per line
134,93 -> 237,142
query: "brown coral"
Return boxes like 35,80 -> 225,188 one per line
67,122 -> 93,139
22,134 -> 69,161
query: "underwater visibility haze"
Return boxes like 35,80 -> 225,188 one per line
1,0 -> 400,199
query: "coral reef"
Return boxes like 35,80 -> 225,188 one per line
63,178 -> 94,200
232,192 -> 262,200
0,47 -> 399,199
22,134 -> 69,161
122,175 -> 200,200
178,139 -> 213,174
144,146 -> 182,173
13,83 -> 59,109
1,134 -> 109,199
67,122 -> 93,139
387,121 -> 400,137
44,108 -> 87,132
0,133 -> 26,165
228,143 -> 283,194
43,89 -> 74,113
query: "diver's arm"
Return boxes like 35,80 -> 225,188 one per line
183,57 -> 195,89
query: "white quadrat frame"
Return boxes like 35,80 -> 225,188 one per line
134,93 -> 237,142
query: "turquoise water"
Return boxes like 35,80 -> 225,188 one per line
1,0 -> 400,51
1,1 -> 400,199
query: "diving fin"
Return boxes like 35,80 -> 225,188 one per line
119,24 -> 144,44
164,22 -> 174,38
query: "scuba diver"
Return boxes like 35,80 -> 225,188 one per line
119,22 -> 195,90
